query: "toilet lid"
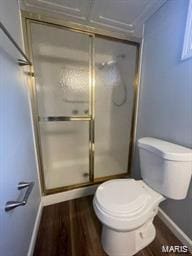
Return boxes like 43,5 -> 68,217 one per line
95,179 -> 152,216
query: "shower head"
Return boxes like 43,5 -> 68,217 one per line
97,54 -> 126,70
97,60 -> 116,70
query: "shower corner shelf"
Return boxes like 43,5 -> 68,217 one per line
0,21 -> 32,66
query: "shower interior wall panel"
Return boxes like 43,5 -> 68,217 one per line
94,38 -> 137,178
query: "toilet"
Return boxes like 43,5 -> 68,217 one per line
93,137 -> 192,256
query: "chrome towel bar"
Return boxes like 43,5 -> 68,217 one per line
0,22 -> 32,66
5,182 -> 34,212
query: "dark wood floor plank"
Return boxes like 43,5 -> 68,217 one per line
148,218 -> 180,256
70,197 -> 106,256
34,202 -> 72,256
33,196 -> 191,256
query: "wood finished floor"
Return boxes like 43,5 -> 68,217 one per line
34,196 -> 190,256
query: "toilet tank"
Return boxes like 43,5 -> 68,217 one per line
138,137 -> 192,200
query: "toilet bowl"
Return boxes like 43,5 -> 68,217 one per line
93,137 -> 192,256
93,179 -> 165,256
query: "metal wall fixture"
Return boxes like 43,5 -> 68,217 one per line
21,11 -> 141,195
5,182 -> 34,212
0,22 -> 31,66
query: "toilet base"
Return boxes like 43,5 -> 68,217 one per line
101,220 -> 156,256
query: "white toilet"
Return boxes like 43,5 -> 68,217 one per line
93,137 -> 192,256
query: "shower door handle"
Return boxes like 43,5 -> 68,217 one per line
5,182 -> 34,212
39,116 -> 91,122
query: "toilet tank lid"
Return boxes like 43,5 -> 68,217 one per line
138,137 -> 192,161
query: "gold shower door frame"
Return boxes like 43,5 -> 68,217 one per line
22,11 -> 141,195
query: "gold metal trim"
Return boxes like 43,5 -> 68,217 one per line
89,35 -> 95,182
24,17 -> 93,37
21,10 -> 141,44
45,173 -> 129,195
21,11 -> 141,195
94,173 -> 129,183
21,17 -> 47,193
39,116 -> 91,122
127,44 -> 141,174
88,35 -> 92,183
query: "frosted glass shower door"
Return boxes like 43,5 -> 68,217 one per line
94,37 -> 137,178
39,121 -> 90,189
30,23 -> 91,117
30,22 -> 92,189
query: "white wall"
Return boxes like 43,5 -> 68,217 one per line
0,1 -> 41,255
133,0 -> 192,239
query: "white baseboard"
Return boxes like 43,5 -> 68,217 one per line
42,184 -> 98,206
27,202 -> 43,256
158,208 -> 192,253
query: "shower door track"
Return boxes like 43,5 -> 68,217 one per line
21,11 -> 141,195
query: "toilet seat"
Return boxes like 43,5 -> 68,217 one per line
93,179 -> 164,231
95,179 -> 152,217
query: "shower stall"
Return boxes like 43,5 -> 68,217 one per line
22,12 -> 140,194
